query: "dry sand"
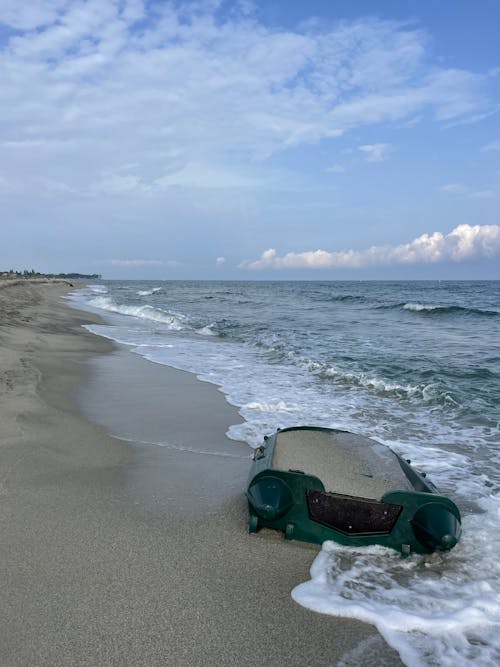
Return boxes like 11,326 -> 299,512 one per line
0,281 -> 404,666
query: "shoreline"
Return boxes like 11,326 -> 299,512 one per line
0,283 -> 403,666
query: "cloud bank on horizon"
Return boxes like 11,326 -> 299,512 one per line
0,0 -> 498,278
241,225 -> 500,270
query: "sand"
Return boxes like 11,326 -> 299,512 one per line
0,281 -> 404,666
273,428 -> 413,499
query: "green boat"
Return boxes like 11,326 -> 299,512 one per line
246,426 -> 461,556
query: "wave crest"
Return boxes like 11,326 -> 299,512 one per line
304,359 -> 459,406
402,303 -> 499,317
89,296 -> 186,329
89,284 -> 108,294
137,287 -> 162,296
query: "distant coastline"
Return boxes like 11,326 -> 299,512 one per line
1,270 -> 101,281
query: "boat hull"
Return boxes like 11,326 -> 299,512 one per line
246,427 -> 461,555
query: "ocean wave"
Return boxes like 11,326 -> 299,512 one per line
245,400 -> 299,413
88,296 -> 187,329
402,303 -> 499,317
137,287 -> 162,296
251,336 -> 461,408
86,291 -> 231,340
303,359 -> 459,406
196,323 -> 218,336
89,284 -> 108,294
327,294 -> 367,303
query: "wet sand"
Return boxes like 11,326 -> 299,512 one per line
0,281 -> 404,666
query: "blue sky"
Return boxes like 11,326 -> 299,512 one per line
0,0 -> 499,279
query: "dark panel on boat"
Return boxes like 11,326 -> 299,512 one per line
306,490 -> 402,535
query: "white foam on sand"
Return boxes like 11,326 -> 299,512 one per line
293,493 -> 500,667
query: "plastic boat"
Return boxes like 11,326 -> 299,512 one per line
246,426 -> 461,555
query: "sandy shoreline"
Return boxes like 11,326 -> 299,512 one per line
0,282 -> 403,666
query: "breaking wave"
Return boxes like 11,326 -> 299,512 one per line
196,323 -> 218,336
401,303 -> 499,317
303,360 -> 459,406
88,284 -> 108,294
88,295 -> 186,330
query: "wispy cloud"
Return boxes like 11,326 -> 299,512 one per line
468,189 -> 497,199
358,143 -> 392,162
0,2 -> 494,196
441,183 -> 468,194
326,163 -> 345,173
215,256 -> 226,266
441,183 -> 498,199
240,225 -> 500,270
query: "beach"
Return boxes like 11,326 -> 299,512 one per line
0,281 -> 405,666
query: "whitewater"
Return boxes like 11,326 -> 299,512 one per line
70,280 -> 500,666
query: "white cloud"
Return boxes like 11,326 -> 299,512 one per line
215,256 -> 226,266
0,0 -> 66,30
240,225 -> 500,270
358,143 -> 391,162
0,2 -> 494,197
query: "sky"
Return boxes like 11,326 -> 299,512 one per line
0,0 -> 499,280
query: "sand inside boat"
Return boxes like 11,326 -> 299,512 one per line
273,429 -> 413,500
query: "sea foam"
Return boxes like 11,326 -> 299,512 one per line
403,302 -> 442,312
293,494 -> 500,667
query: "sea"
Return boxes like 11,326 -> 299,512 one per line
70,280 -> 500,667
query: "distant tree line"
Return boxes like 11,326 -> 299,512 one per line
1,269 -> 101,279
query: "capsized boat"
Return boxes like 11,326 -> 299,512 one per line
246,426 -> 461,555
